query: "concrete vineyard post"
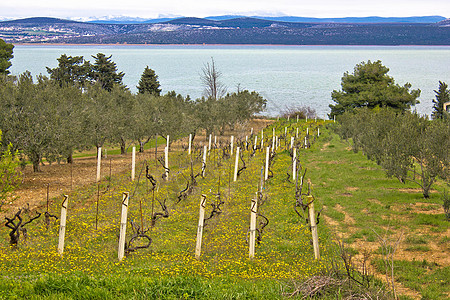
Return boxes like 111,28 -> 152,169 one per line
250,127 -> 253,135
290,136 -> 294,149
306,116 -> 308,122
166,135 -> 170,151
296,115 -> 299,122
202,145 -> 207,177
131,146 -> 136,181
214,135 -> 217,148
118,192 -> 129,261
188,133 -> 192,155
304,136 -> 307,149
254,136 -> 258,150
249,192 -> 258,258
307,127 -> 309,136
230,135 -> 234,156
96,147 -> 102,182
265,146 -> 270,181
296,127 -> 299,138
57,195 -> 69,255
318,128 -> 320,137
195,194 -> 207,259
307,196 -> 320,260
293,148 -> 297,181
233,146 -> 240,182
272,135 -> 275,152
164,146 -> 169,181
208,134 -> 212,152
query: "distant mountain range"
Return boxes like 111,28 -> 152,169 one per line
1,16 -> 449,45
84,15 -> 448,24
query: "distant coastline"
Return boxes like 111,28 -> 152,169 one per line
12,43 -> 450,48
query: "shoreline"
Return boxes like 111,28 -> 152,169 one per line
12,43 -> 450,47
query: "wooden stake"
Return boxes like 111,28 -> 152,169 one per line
293,148 -> 297,181
264,146 -> 270,181
164,146 -> 169,181
118,192 -> 129,261
233,146 -> 240,182
131,146 -> 136,181
57,195 -> 69,256
195,194 -> 207,259
249,192 -> 258,258
188,133 -> 192,155
96,147 -> 102,182
202,145 -> 207,177
307,196 -> 320,260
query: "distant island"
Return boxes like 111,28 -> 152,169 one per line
1,16 -> 450,45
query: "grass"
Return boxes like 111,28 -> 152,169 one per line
374,259 -> 450,300
1,119 -> 339,299
1,119 -> 448,299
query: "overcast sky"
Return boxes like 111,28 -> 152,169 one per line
1,0 -> 449,20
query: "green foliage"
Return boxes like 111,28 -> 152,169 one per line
46,54 -> 92,87
431,81 -> 450,120
329,60 -> 420,118
137,66 -> 161,96
0,39 -> 14,75
335,108 -> 450,198
0,130 -> 20,205
91,53 -> 125,91
442,189 -> 450,220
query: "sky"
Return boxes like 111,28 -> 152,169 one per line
1,0 -> 449,20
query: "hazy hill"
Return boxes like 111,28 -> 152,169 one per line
1,16 -> 449,45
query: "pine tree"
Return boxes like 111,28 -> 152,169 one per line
91,53 -> 124,91
0,39 -> 14,75
431,81 -> 450,119
137,66 -> 161,95
329,60 -> 420,118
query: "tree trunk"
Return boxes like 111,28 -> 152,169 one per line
120,138 -> 126,155
138,140 -> 145,153
67,152 -> 73,164
31,153 -> 41,172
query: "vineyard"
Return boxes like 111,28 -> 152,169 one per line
0,117 -> 449,299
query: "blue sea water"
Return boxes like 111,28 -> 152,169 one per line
10,45 -> 450,117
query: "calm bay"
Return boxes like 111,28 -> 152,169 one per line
10,45 -> 450,117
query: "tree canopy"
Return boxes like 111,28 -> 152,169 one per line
431,81 -> 450,120
91,53 -> 125,91
329,60 -> 420,118
137,66 -> 161,96
0,39 -> 14,75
